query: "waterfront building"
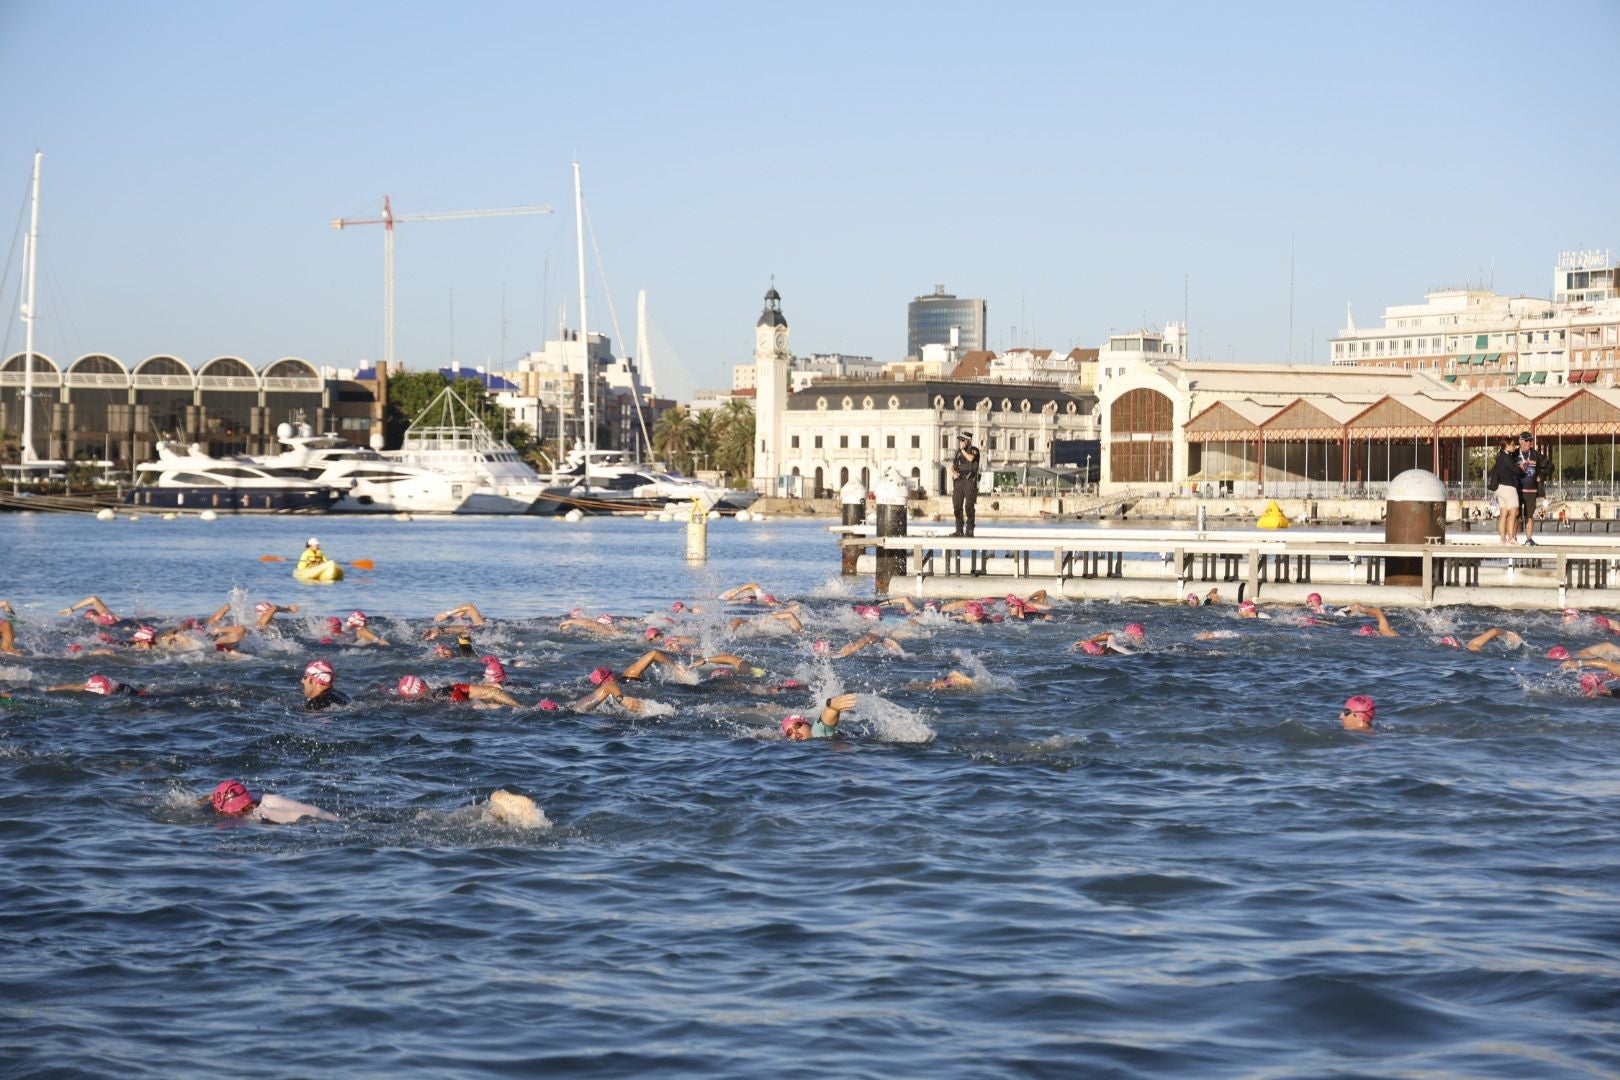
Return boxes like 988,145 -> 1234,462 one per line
907,285 -> 987,358
1,352 -> 339,466
1330,250 -> 1620,391
752,286 -> 791,494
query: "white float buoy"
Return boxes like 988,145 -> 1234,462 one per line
95,508 -> 116,521
735,510 -> 751,522
564,508 -> 584,523
658,512 -> 674,523
199,509 -> 218,522
161,512 -> 178,521
707,510 -> 721,521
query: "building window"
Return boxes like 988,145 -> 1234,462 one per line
886,435 -> 895,449
911,435 -> 920,449
839,435 -> 848,449
790,435 -> 799,448
814,435 -> 823,449
988,436 -> 998,450
860,435 -> 870,449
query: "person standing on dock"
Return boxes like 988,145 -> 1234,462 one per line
1488,435 -> 1522,545
951,432 -> 981,538
1515,432 -> 1550,546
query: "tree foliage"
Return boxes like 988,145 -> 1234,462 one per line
383,372 -> 536,459
651,400 -> 754,484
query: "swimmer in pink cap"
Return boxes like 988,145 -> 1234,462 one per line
207,779 -> 337,824
341,610 -> 390,647
780,693 -> 857,740
558,612 -> 630,637
433,602 -> 487,626
253,601 -> 300,628
300,658 -> 348,710
835,633 -> 904,659
45,673 -> 143,696
58,596 -> 126,627
395,673 -> 523,708
1340,695 -> 1377,733
1345,604 -> 1398,637
1072,631 -> 1136,655
481,655 -> 508,685
573,666 -> 654,714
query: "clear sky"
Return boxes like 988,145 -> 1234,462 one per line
2,0 -> 1616,400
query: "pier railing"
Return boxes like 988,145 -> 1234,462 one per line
835,525 -> 1620,609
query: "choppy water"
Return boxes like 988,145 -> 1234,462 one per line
1,513 -> 1617,1077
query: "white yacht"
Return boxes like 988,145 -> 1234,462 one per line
250,425 -> 475,514
533,445 -> 759,515
124,441 -> 343,513
386,388 -> 547,514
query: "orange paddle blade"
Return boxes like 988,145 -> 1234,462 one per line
349,559 -> 375,571
260,555 -> 288,562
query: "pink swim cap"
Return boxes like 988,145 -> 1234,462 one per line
645,627 -> 662,640
1343,695 -> 1376,719
325,617 -> 343,633
131,625 -> 156,643
303,659 -> 334,685
595,614 -> 614,626
812,639 -> 830,655
66,643 -> 83,654
396,675 -> 428,698
1306,592 -> 1323,606
762,594 -> 777,605
780,715 -> 810,735
1186,593 -> 1200,607
84,674 -> 117,695
588,667 -> 614,686
345,611 -> 367,628
432,643 -> 453,658
212,780 -> 257,815
1562,608 -> 1580,619
90,611 -> 117,627
1438,636 -> 1461,648
1596,615 -> 1614,631
856,605 -> 880,621
671,601 -> 685,613
1123,623 -> 1146,640
482,656 -> 507,684
536,698 -> 560,711
1357,624 -> 1377,636
254,602 -> 273,615
1238,600 -> 1256,613
964,602 -> 984,619
779,678 -> 802,689
1079,640 -> 1105,655
1546,646 -> 1571,660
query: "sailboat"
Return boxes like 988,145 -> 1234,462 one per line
533,162 -> 717,515
5,151 -> 67,484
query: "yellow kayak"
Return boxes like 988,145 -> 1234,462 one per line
293,559 -> 344,583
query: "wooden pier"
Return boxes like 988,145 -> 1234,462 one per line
835,525 -> 1620,610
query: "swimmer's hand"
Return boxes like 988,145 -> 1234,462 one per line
825,693 -> 857,712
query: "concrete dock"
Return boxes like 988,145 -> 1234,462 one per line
835,524 -> 1620,610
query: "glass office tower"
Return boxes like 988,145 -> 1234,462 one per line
907,285 -> 987,357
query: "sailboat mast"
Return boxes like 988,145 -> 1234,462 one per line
573,161 -> 591,474
20,151 -> 41,465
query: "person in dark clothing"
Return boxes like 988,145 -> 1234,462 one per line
1515,431 -> 1551,546
951,432 -> 981,537
1487,435 -> 1522,544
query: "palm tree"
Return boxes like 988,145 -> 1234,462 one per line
714,401 -> 755,484
652,405 -> 695,473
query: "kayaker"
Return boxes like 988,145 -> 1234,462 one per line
297,537 -> 327,571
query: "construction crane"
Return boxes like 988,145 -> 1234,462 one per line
331,195 -> 552,441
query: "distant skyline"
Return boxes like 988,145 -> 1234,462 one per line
2,0 -> 1616,401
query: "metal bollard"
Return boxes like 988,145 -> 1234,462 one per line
685,498 -> 708,562
1384,469 -> 1446,586
873,474 -> 908,595
840,478 -> 867,576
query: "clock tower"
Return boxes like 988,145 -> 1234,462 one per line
752,284 -> 791,493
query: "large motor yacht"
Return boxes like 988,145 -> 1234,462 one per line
251,425 -> 474,514
123,441 -> 342,513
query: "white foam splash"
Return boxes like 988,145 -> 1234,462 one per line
855,695 -> 935,744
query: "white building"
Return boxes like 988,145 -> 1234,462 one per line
1331,250 -> 1620,391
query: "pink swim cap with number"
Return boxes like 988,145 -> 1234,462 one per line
85,674 -> 117,695
396,675 -> 428,699
588,667 -> 614,686
1546,646 -> 1571,660
212,780 -> 258,815
303,659 -> 334,685
780,715 -> 810,735
1343,695 -> 1376,719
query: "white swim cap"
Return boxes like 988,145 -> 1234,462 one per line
307,537 -> 320,547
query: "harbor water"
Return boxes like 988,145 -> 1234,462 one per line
1,513 -> 1616,1077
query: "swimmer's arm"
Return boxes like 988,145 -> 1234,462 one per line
1465,628 -> 1501,652
819,692 -> 857,729
467,684 -> 523,708
770,610 -> 804,632
695,654 -> 745,669
1576,658 -> 1620,677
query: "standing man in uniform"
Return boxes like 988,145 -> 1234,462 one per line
951,431 -> 981,537
1515,430 -> 1551,546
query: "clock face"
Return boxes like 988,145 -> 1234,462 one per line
775,330 -> 787,352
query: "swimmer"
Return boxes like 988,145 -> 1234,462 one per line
433,602 -> 487,626
209,622 -> 251,655
207,779 -> 338,824
906,670 -> 975,690
254,601 -> 300,628
394,674 -> 524,708
301,659 -> 348,710
720,582 -> 779,604
339,610 -> 390,646
481,655 -> 509,686
1340,695 -> 1377,733
572,667 -> 653,714
836,633 -> 905,659
559,613 -> 629,637
1073,632 -> 1135,655
620,649 -> 692,681
0,600 -> 19,655
1573,641 -> 1620,661
58,596 -> 125,626
1003,593 -> 1052,620
1345,603 -> 1399,637
729,607 -> 804,634
45,674 -> 143,696
780,693 -> 858,740
1446,627 -> 1525,652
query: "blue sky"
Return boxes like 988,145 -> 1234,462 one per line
1,0 -> 1616,400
